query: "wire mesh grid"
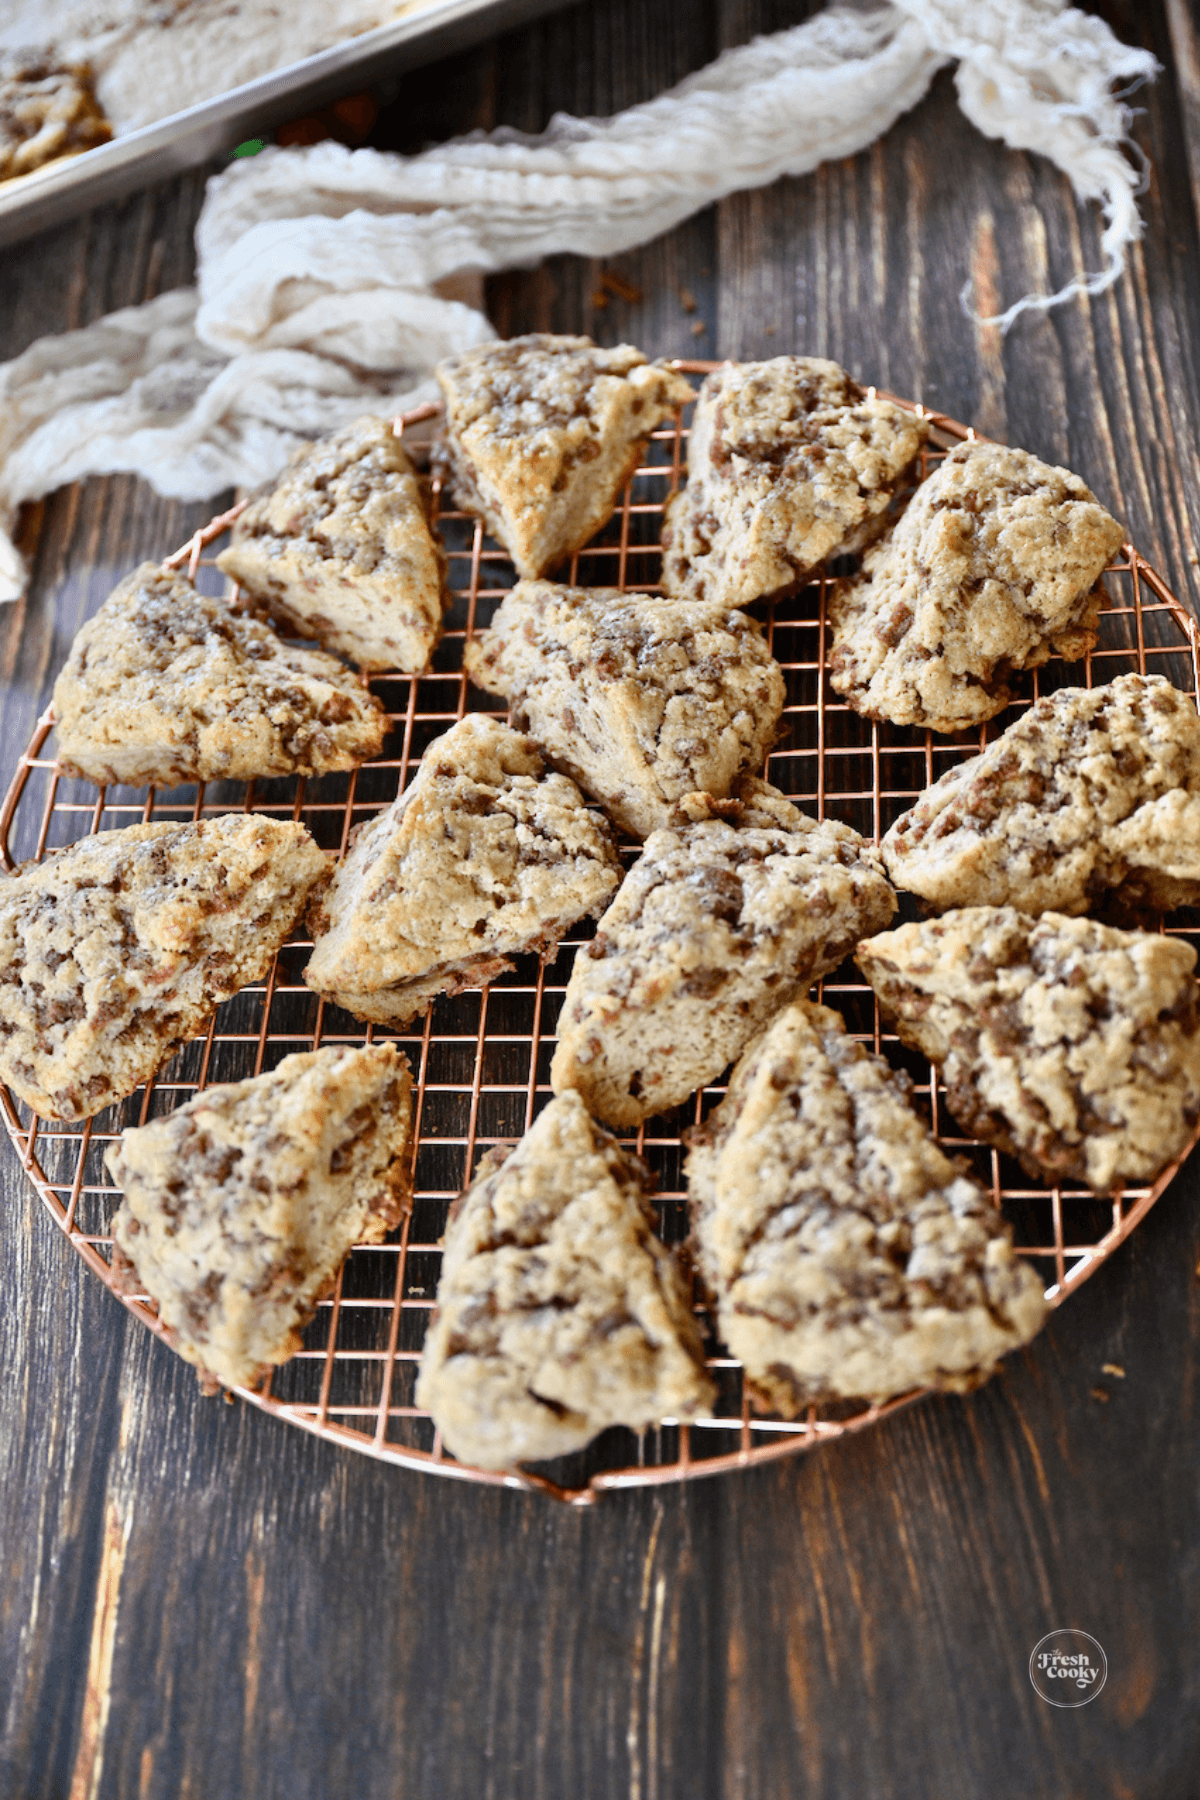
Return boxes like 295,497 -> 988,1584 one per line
4,362 -> 1200,1504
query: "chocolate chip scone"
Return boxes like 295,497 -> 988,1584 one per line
415,1090 -> 714,1469
858,907 -> 1200,1193
685,1000 -> 1046,1414
433,334 -> 694,578
0,816 -> 326,1121
107,1043 -> 413,1393
0,50 -> 109,181
217,415 -> 445,673
882,675 -> 1200,917
305,714 -> 620,1024
464,580 -> 786,838
828,441 -> 1125,733
550,783 -> 896,1127
660,357 -> 928,607
52,562 -> 387,788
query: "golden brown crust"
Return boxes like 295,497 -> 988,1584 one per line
305,715 -> 620,1024
882,675 -> 1200,917
0,50 -> 109,181
415,1091 -> 715,1469
107,1044 -> 413,1392
0,816 -> 326,1121
685,1000 -> 1046,1413
52,562 -> 387,786
550,782 -> 896,1126
828,441 -> 1124,733
217,416 -> 445,674
464,579 -> 786,838
661,357 -> 928,607
858,907 -> 1200,1193
434,334 -> 693,578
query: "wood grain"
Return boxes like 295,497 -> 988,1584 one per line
3,4 -> 1200,1796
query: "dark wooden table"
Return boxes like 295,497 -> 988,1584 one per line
4,3 -> 1200,1795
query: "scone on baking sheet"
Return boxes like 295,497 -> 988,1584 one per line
685,1000 -> 1046,1415
857,907 -> 1200,1194
52,562 -> 387,788
107,1044 -> 413,1394
882,674 -> 1200,918
305,714 -> 620,1025
550,782 -> 896,1128
0,816 -> 326,1122
415,1090 -> 715,1470
660,356 -> 929,608
828,441 -> 1125,734
217,415 -> 445,674
464,579 -> 786,838
0,50 -> 109,181
433,334 -> 694,579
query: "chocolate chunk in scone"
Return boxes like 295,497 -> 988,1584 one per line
0,816 -> 326,1121
685,1000 -> 1046,1415
416,1090 -> 715,1469
828,441 -> 1124,733
550,783 -> 896,1127
305,714 -> 620,1025
433,334 -> 693,578
660,356 -> 928,608
882,674 -> 1200,919
217,415 -> 445,673
108,1044 -> 413,1393
52,562 -> 387,787
464,579 -> 786,838
858,907 -> 1200,1193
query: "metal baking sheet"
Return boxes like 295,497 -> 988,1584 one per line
0,0 -> 574,249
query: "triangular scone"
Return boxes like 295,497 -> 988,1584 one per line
305,715 -> 620,1024
415,1090 -> 715,1469
882,675 -> 1200,917
52,562 -> 387,787
107,1044 -> 413,1393
660,357 -> 928,607
0,817 -> 326,1121
433,334 -> 694,578
685,1001 -> 1046,1414
828,441 -> 1124,733
217,416 -> 445,673
550,783 -> 896,1126
464,580 -> 786,838
858,908 -> 1200,1193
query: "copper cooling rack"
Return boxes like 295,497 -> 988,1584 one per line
4,363 -> 1199,1504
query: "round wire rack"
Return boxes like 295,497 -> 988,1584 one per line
5,364 -> 1199,1504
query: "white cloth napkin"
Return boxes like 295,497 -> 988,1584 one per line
0,0 -> 1157,601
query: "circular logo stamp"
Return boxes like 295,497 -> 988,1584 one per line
1029,1630 -> 1107,1706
